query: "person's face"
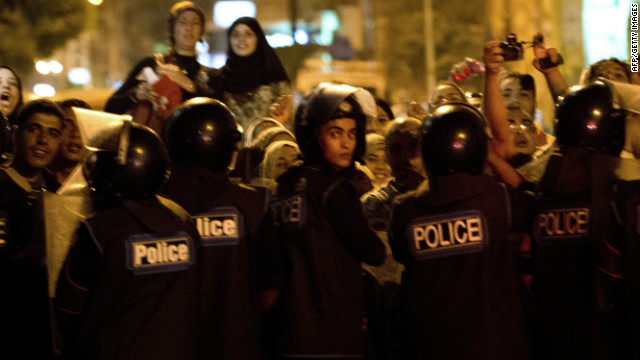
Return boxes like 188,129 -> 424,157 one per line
367,105 -> 391,135
430,85 -> 465,109
364,149 -> 391,185
500,77 -> 535,115
230,23 -> 258,57
507,108 -> 537,158
318,117 -> 357,170
0,68 -> 20,117
174,11 -> 203,53
17,113 -> 62,172
592,61 -> 630,83
274,145 -> 299,179
57,108 -> 86,163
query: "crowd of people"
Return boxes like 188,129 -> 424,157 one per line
2,1 -> 640,359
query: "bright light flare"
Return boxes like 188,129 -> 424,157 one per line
214,1 -> 256,28
36,61 -> 50,74
33,84 -> 56,97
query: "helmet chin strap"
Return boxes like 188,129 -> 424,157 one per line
117,119 -> 132,166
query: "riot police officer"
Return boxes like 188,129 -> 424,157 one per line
162,97 -> 265,360
55,120 -> 201,360
388,103 -> 531,359
528,79 -> 625,360
260,83 -> 385,359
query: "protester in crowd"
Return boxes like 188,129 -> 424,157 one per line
232,126 -> 296,185
49,99 -> 91,185
483,38 -> 554,189
259,84 -> 385,359
218,17 -> 292,132
0,66 -> 24,164
56,121 -> 201,360
362,133 -> 391,188
389,103 -> 531,359
105,1 -> 219,135
498,71 -> 554,147
259,140 -> 301,182
428,81 -> 467,113
0,99 -> 63,360
366,96 -> 395,136
0,65 -> 23,126
162,98 -> 265,360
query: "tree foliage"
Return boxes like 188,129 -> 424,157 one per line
0,0 -> 89,75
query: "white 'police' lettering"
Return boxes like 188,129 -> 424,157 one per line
126,232 -> 194,274
408,210 -> 487,260
535,207 -> 589,244
134,240 -> 189,266
413,217 -> 482,250
194,208 -> 243,246
196,216 -> 237,237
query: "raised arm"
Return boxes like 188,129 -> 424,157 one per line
483,37 -> 510,147
532,32 -> 569,102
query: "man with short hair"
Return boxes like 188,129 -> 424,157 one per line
0,98 -> 63,360
49,99 -> 91,185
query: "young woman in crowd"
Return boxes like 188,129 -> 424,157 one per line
218,17 -> 292,132
104,1 -> 218,135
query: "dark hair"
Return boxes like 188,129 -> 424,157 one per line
56,98 -> 91,110
0,65 -> 24,124
588,58 -> 631,83
375,97 -> 394,119
16,99 -> 64,129
499,71 -> 536,99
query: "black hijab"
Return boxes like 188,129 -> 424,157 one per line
221,17 -> 289,94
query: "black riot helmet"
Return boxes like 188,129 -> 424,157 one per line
295,84 -> 367,164
421,102 -> 488,177
164,97 -> 241,171
83,121 -> 170,200
386,117 -> 423,175
554,79 -> 626,156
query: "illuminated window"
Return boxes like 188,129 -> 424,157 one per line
583,0 -> 631,64
214,1 -> 256,28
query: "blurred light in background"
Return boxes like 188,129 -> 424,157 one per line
48,60 -> 63,74
33,84 -> 56,97
213,1 -> 256,28
36,61 -> 50,75
87,0 -> 103,5
266,33 -> 294,48
319,11 -> 339,45
68,67 -> 92,85
196,41 -> 211,66
583,0 -> 631,64
211,52 -> 227,69
294,29 -> 309,45
36,60 -> 63,75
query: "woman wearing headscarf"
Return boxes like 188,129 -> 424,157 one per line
219,17 -> 292,132
0,66 -> 23,163
105,1 -> 219,134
